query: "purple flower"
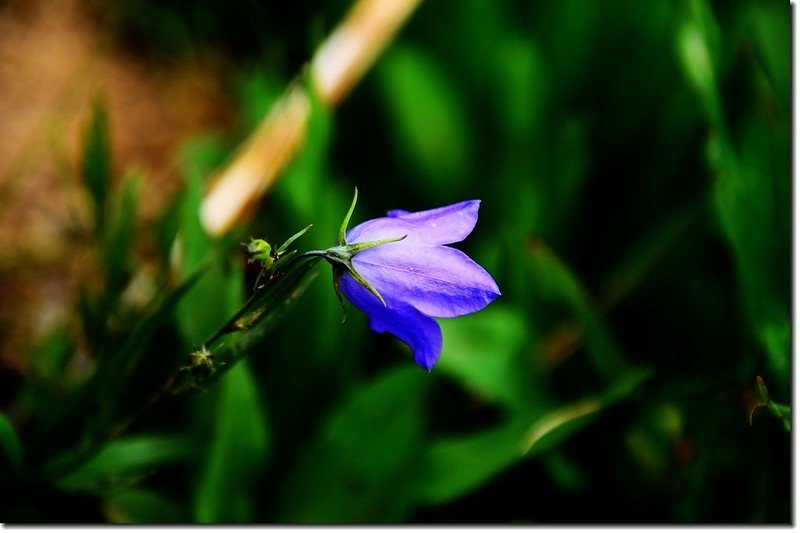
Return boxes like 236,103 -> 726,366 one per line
323,193 -> 500,371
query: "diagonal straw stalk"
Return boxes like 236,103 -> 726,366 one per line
200,0 -> 423,238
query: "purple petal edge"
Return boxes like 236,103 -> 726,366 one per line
339,273 -> 443,371
347,200 -> 480,246
351,244 -> 501,318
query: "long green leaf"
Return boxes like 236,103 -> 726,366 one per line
102,171 -> 141,296
193,361 -> 269,523
34,264 -> 207,478
169,254 -> 321,394
54,435 -> 191,493
279,366 -> 428,523
82,97 -> 112,227
0,412 -> 22,475
436,305 -> 535,410
417,368 -> 650,505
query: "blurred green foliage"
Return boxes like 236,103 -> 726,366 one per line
0,0 -> 789,524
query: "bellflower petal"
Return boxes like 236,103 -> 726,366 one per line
346,200 -> 480,246
351,243 -> 500,318
321,194 -> 499,371
339,273 -> 443,371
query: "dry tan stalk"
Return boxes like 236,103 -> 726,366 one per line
200,0 -> 422,238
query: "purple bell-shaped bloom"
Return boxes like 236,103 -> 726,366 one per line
330,195 -> 500,371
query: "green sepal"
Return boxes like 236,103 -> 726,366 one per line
339,187 -> 359,245
277,224 -> 313,255
309,186 -> 407,307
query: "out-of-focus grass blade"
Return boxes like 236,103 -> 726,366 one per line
103,171 -> 141,295
237,67 -> 284,130
92,262 -> 209,400
600,203 -> 702,310
0,412 -> 22,475
528,241 -> 627,379
53,435 -> 191,493
522,367 -> 651,455
82,97 -> 112,228
279,366 -> 428,523
174,152 -> 242,345
193,361 -> 269,523
377,44 -> 472,195
751,2 -> 789,109
676,0 -> 721,119
104,488 -> 185,524
678,0 -> 790,388
416,417 -> 532,506
30,326 -> 74,388
712,112 -> 790,385
33,264 -> 207,475
417,368 -> 650,505
493,35 -> 548,140
437,306 -> 538,410
279,75 -> 331,219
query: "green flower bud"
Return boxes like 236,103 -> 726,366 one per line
246,238 -> 273,265
244,225 -> 313,292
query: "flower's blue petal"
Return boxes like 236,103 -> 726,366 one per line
346,200 -> 480,246
352,243 -> 501,318
340,272 -> 443,370
385,200 -> 479,222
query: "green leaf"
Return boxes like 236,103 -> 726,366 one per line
493,35 -> 549,140
170,253 -> 321,393
30,326 -> 74,387
54,435 -> 191,493
759,321 -> 790,386
437,305 -> 535,410
104,489 -> 185,523
377,44 -> 472,194
279,366 -> 428,523
193,361 -> 269,523
224,255 -> 320,333
601,203 -> 702,309
35,265 -> 207,478
82,97 -> 112,227
416,417 -> 531,506
528,242 -> 628,379
237,66 -> 284,130
676,0 -> 722,119
0,411 -> 22,475
751,2 -> 789,111
521,368 -> 650,455
712,92 -> 790,386
174,155 -> 242,345
417,368 -> 650,505
103,171 -> 142,295
279,75 -> 332,219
